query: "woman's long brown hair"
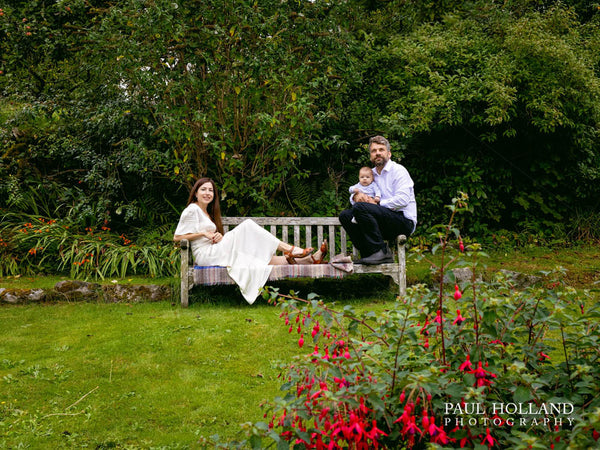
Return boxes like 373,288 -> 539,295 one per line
186,178 -> 224,234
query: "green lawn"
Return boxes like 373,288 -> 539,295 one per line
0,301 -> 285,447
1,244 -> 598,447
0,295 -> 394,448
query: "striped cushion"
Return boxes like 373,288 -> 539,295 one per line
193,263 -> 349,286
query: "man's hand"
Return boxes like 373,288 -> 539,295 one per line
353,192 -> 378,204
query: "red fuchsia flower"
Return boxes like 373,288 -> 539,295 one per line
468,361 -> 497,387
358,397 -> 370,416
459,355 -> 473,372
538,351 -> 550,361
421,410 -> 430,429
399,390 -> 406,403
459,236 -> 465,252
402,416 -> 422,438
333,376 -> 350,388
453,309 -> 465,325
580,303 -> 585,314
490,413 -> 505,426
298,334 -> 305,348
394,402 -> 414,427
433,310 -> 444,324
318,406 -> 330,421
428,416 -> 450,444
346,411 -> 368,442
593,429 -> 600,440
481,428 -> 497,448
311,321 -> 320,338
365,420 -> 388,442
454,284 -> 462,300
420,318 -> 430,336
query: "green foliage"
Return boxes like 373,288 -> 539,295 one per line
366,4 -> 600,233
1,0 -> 600,241
1,0 -> 362,220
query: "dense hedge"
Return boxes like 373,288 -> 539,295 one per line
1,0 -> 599,241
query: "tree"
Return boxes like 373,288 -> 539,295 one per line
346,3 -> 600,233
1,0 -> 361,225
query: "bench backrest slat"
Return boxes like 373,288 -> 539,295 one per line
222,217 -> 342,252
282,225 -> 288,244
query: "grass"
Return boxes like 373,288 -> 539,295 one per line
0,295 -> 394,448
0,301 -> 294,447
0,244 -> 598,447
406,243 -> 600,289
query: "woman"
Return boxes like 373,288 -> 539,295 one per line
173,178 -> 327,303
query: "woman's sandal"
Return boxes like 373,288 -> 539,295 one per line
285,246 -> 313,265
311,240 -> 328,264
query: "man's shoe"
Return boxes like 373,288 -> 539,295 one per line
356,248 -> 394,265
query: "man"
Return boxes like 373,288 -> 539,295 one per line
339,135 -> 417,264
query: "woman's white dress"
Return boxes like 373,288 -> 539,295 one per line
175,203 -> 280,304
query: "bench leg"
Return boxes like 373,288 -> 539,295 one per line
397,235 -> 407,297
181,276 -> 189,307
180,241 -> 190,307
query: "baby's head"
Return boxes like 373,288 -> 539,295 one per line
358,167 -> 374,186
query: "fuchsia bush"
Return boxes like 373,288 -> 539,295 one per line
207,195 -> 600,449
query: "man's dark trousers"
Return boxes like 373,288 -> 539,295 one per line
339,202 -> 414,257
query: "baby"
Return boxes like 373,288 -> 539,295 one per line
348,167 -> 381,223
349,166 -> 381,203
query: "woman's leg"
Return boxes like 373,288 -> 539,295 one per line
271,241 -> 319,265
269,255 -> 289,265
277,242 -> 311,255
295,243 -> 326,264
269,248 -> 324,265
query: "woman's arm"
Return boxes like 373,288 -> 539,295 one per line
174,205 -> 223,243
173,230 -> 223,244
173,231 -> 208,242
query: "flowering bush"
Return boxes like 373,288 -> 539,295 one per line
222,194 -> 600,449
0,215 -> 178,278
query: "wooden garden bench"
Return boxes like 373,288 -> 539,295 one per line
179,217 -> 407,307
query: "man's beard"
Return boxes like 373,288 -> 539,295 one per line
373,156 -> 388,168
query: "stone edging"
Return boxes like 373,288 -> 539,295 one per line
0,280 -> 173,305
